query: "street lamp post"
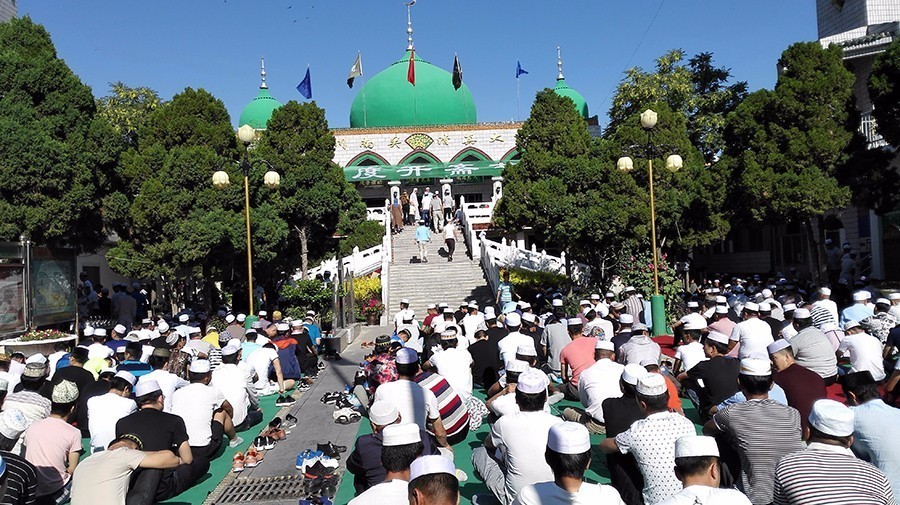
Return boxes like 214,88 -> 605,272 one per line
617,109 -> 683,336
212,124 -> 281,315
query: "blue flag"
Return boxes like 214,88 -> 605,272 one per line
516,61 -> 528,78
297,67 -> 312,99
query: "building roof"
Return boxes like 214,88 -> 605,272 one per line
238,87 -> 282,130
554,78 -> 589,119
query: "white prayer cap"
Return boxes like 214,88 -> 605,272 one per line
619,314 -> 634,324
675,435 -> 720,458
714,306 -> 728,314
382,423 -> 421,447
100,367 -> 117,376
547,422 -> 591,454
632,322 -> 648,332
762,288 -> 773,298
588,294 -> 600,301
440,329 -> 458,340
0,408 -> 28,441
438,302 -> 449,308
227,338 -> 241,349
808,399 -> 855,437
189,359 -> 211,374
843,320 -> 861,331
483,306 -> 497,319
89,346 -> 113,359
395,348 -> 418,365
743,302 -> 760,312
368,400 -> 400,425
83,326 -> 95,337
820,287 -> 832,296
566,318 -> 582,327
715,296 -> 727,304
505,360 -> 529,373
551,299 -> 564,307
157,321 -> 170,333
595,340 -> 614,351
115,370 -> 137,386
221,344 -> 241,356
706,331 -> 729,345
505,312 -> 521,327
758,302 -> 772,312
236,313 -> 246,322
687,301 -> 699,308
187,326 -> 201,335
258,310 -> 268,316
782,303 -> 797,312
516,369 -> 548,394
25,353 -> 47,365
767,339 -> 792,355
306,310 -> 316,317
225,314 -> 236,323
876,298 -> 891,306
516,344 -> 537,356
519,301 -> 532,310
636,373 -> 667,396
853,291 -> 870,301
622,364 -> 648,386
51,380 -> 79,403
275,323 -> 290,332
467,301 -> 478,309
426,303 -> 436,310
522,312 -> 536,323
443,308 -> 455,314
113,324 -> 127,334
793,308 -> 811,319
889,293 -> 900,301
410,455 -> 457,481
401,299 -> 410,305
579,299 -> 591,306
739,358 -> 771,376
135,380 -> 161,397
178,314 -> 190,323
684,319 -> 706,331
605,292 -> 615,298
625,286 -> 636,292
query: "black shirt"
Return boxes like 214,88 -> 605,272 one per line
602,394 -> 645,505
469,340 -> 500,387
116,408 -> 189,453
611,331 -> 632,355
0,450 -> 37,505
51,365 -> 95,393
687,355 -> 741,414
764,316 -> 782,339
346,429 -> 439,493
485,326 -> 508,348
77,379 -> 111,434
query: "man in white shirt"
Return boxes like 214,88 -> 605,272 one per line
813,287 -> 840,325
210,345 -> 261,431
473,369 -> 563,504
171,360 -> 242,459
87,371 -> 137,452
728,302 -> 774,359
657,435 -> 751,505
618,324 -> 661,366
838,321 -> 886,381
673,322 -> 708,376
349,423 -> 422,505
562,340 -> 624,434
671,301 -> 707,347
426,331 -> 473,399
139,347 -> 189,413
393,300 -> 411,332
497,313 -> 532,365
513,422 -> 625,505
373,348 -> 449,448
461,302 -> 487,342
245,338 -> 292,394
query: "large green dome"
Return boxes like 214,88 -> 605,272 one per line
554,78 -> 589,119
239,87 -> 282,129
350,50 -> 476,128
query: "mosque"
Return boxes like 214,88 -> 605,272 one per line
235,9 -> 597,209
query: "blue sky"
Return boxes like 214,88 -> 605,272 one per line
19,0 -> 817,129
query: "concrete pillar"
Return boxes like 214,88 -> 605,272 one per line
491,176 -> 504,202
388,181 -> 401,202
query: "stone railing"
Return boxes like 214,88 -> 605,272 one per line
366,205 -> 389,225
458,196 -> 494,260
478,233 -> 591,294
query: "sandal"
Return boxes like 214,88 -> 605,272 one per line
244,448 -> 260,468
232,452 -> 245,473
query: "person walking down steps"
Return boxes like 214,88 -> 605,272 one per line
416,220 -> 431,263
445,221 -> 456,262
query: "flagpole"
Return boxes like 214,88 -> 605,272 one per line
516,76 -> 520,122
361,51 -> 367,128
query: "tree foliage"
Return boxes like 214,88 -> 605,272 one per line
96,82 -> 161,148
494,90 -> 648,275
869,38 -> 900,147
0,17 -> 120,251
608,49 -> 747,163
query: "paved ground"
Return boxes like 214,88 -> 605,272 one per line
205,324 -> 388,505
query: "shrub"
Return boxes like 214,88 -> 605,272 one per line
353,273 -> 382,306
339,220 -> 385,257
280,280 -> 333,321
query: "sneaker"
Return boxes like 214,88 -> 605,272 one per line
320,392 -> 341,404
253,436 -> 267,451
275,394 -> 295,406
296,449 -> 322,471
231,452 -> 245,473
317,441 -> 347,458
244,447 -> 261,468
333,407 -> 361,424
303,460 -> 330,479
334,396 -> 354,410
228,436 -> 244,449
317,362 -> 326,371
264,436 -> 276,450
284,413 -> 298,429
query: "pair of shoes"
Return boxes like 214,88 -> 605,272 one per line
228,436 -> 244,449
297,383 -> 311,392
333,407 -> 361,424
254,435 -> 275,450
303,473 -> 338,498
321,392 -> 341,404
317,361 -> 326,371
245,446 -> 263,468
275,394 -> 295,406
317,441 -> 346,459
284,413 -> 298,429
303,459 -> 338,479
232,452 -> 244,472
295,449 -> 323,471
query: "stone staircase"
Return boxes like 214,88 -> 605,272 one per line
387,223 -> 494,315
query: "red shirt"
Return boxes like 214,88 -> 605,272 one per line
559,337 -> 597,385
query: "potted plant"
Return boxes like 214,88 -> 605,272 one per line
3,328 -> 78,358
360,299 -> 384,326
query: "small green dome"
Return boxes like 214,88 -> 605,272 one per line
238,87 -> 282,130
554,78 -> 589,119
350,50 -> 476,128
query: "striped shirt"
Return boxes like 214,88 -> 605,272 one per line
414,371 -> 469,437
1,450 -> 37,505
774,443 -> 895,505
713,398 -> 805,505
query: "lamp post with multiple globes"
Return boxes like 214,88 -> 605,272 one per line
212,124 -> 281,315
616,109 -> 683,336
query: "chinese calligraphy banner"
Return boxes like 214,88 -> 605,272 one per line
345,159 -> 517,182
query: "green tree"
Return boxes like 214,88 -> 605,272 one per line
721,42 -> 855,280
256,101 -> 366,279
96,82 -> 162,147
494,90 -> 648,279
0,17 -> 120,251
869,38 -> 900,147
608,49 -> 747,163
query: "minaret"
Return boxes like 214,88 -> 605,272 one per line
557,46 -> 564,80
260,57 -> 268,89
406,1 -> 415,50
